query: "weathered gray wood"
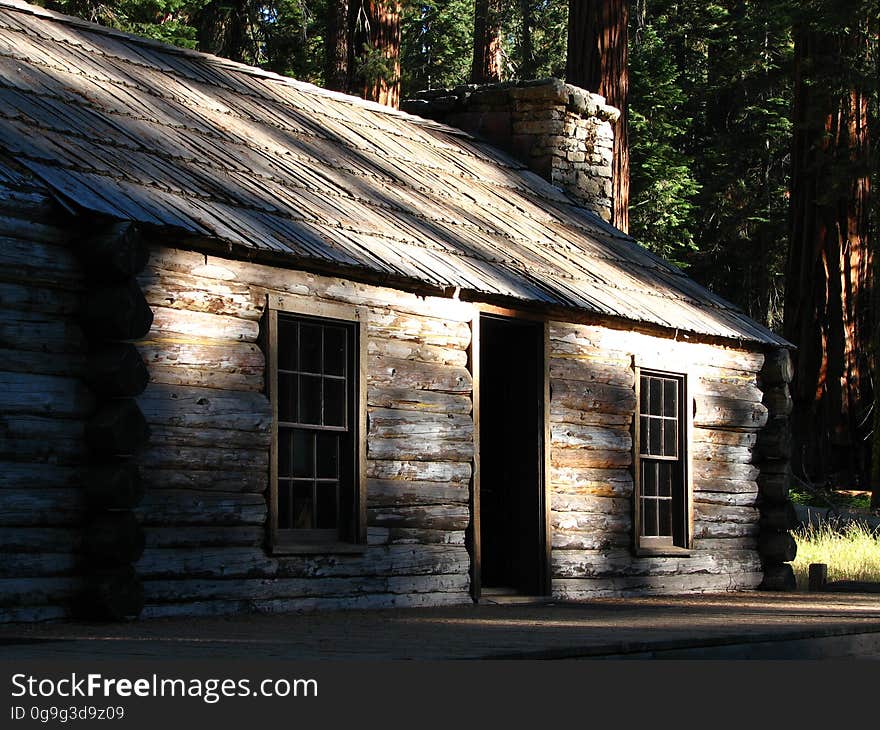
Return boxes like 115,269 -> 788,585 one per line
759,563 -> 797,591
0,527 -> 81,552
0,310 -> 86,354
759,501 -> 798,531
550,379 -> 636,415
691,441 -> 754,464
551,510 -> 630,534
692,459 -> 760,483
145,526 -> 265,548
692,537 -> 758,551
0,577 -> 80,608
138,268 -> 262,320
367,478 -> 469,506
694,379 -> 764,402
367,436 -> 473,462
86,399 -> 150,456
551,529 -> 630,550
137,383 -> 271,430
367,505 -> 469,530
368,356 -> 472,392
693,490 -> 758,507
367,310 -> 471,349
808,563 -> 828,591
694,521 -> 759,539
138,444 -> 268,471
81,280 -> 154,340
141,467 -> 268,493
693,429 -> 758,448
0,281 -> 80,315
367,527 -> 466,545
756,468 -> 790,503
549,405 -> 632,428
83,565 -> 144,620
135,491 -> 267,526
551,548 -> 761,578
85,343 -> 150,397
0,372 -> 94,417
367,387 -> 471,414
83,511 -> 145,565
693,477 -> 760,495
550,493 -> 630,515
553,571 -> 764,599
693,394 -> 768,430
0,489 -> 84,526
0,416 -> 84,463
550,467 -> 633,498
0,462 -> 80,490
762,384 -> 793,416
549,356 -> 634,387
0,552 -> 77,577
694,503 -> 760,524
149,306 -> 259,341
149,424 -> 271,450
368,408 -> 473,440
147,365 -> 263,392
85,461 -> 144,509
551,424 -> 631,452
758,531 -> 797,563
137,339 -> 264,384
77,221 -> 149,281
755,418 -> 791,459
0,347 -> 86,377
760,349 -> 794,386
366,459 -> 471,484
368,337 -> 468,366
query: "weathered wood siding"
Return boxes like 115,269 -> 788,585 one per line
548,323 -> 766,599
132,246 -> 475,616
0,160 -> 88,622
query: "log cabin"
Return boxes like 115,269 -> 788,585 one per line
0,0 -> 797,621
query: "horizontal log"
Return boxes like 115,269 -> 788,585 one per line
694,503 -> 759,524
0,281 -> 80,315
0,605 -> 70,623
81,280 -> 154,340
0,187 -> 58,221
367,527 -> 466,545
137,383 -> 271,430
0,488 -> 84,526
551,448 -> 631,469
368,337 -> 468,366
757,531 -> 797,563
756,468 -> 790,503
550,529 -> 630,550
692,537 -> 758,551
549,356 -> 634,387
553,571 -> 764,599
368,356 -> 472,393
0,527 -> 81,553
760,349 -> 793,386
0,310 -> 86,355
693,477 -> 759,495
0,462 -> 80,490
83,511 -> 145,566
368,408 -> 473,440
0,372 -> 94,417
86,399 -> 150,456
85,343 -> 150,397
759,563 -> 797,591
693,490 -> 758,507
759,501 -> 798,531
0,577 -> 80,608
551,548 -> 761,579
694,379 -> 763,402
0,347 -> 85,378
367,386 -> 471,414
692,459 -> 760,483
693,395 -> 768,431
693,429 -> 758,448
550,493 -> 629,515
76,221 -> 149,281
551,510 -> 630,534
693,521 -> 759,539
755,418 -> 791,460
366,459 -> 471,484
146,247 -> 475,321
691,441 -> 754,464
149,424 -> 271,451
149,306 -> 259,342
136,338 -> 264,382
367,505 -> 470,530
551,424 -> 631,452
147,365 -> 262,392
138,444 -> 268,471
145,526 -> 265,548
0,416 -> 84,464
367,436 -> 473,462
0,238 -> 82,289
367,310 -> 470,349
549,405 -> 631,428
82,565 -> 144,620
367,479 -> 469,507
762,384 -> 793,417
138,268 -> 262,320
135,490 -> 267,526
142,467 -> 268,493
0,551 -> 77,577
85,461 -> 144,509
550,379 -> 636,415
549,467 -> 633,498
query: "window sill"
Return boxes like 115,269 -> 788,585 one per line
271,542 -> 368,556
634,545 -> 692,558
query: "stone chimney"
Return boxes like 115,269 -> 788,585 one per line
403,78 -> 620,222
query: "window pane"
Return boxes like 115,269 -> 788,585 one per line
292,429 -> 313,478
278,429 -> 293,477
663,419 -> 678,458
299,375 -> 322,425
658,499 -> 672,537
649,377 -> 662,415
324,327 -> 346,376
657,462 -> 673,497
278,317 -> 298,371
324,378 -> 346,427
316,484 -> 338,529
278,480 -> 292,529
316,432 -> 339,479
639,415 -> 649,454
278,373 -> 296,422
300,324 -> 322,373
293,482 -> 314,529
640,375 -> 649,415
649,417 -> 662,455
663,378 -> 678,417
642,498 -> 657,537
641,461 -> 657,496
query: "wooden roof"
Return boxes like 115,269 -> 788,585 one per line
0,0 -> 786,347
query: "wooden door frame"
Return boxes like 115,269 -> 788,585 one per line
469,304 -> 552,600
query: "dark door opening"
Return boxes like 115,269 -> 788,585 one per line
478,314 -> 547,595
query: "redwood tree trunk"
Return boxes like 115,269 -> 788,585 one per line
784,19 -> 872,493
471,0 -> 504,83
565,0 -> 630,233
325,0 -> 350,93
351,1 -> 401,108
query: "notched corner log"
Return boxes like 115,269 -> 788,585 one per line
83,510 -> 145,565
759,562 -> 797,592
81,280 -> 154,341
85,460 -> 144,509
81,565 -> 144,621
85,343 -> 150,397
758,530 -> 797,563
759,500 -> 797,531
760,348 -> 794,387
86,399 -> 150,456
77,221 -> 149,282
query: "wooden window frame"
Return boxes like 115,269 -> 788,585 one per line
632,361 -> 693,557
266,293 -> 368,555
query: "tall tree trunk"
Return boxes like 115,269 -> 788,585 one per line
784,15 -> 873,493
519,0 -> 535,79
565,0 -> 630,233
325,0 -> 350,92
471,0 -> 504,83
350,1 -> 401,107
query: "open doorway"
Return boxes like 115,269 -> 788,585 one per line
478,314 -> 548,596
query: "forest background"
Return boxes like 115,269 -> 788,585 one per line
31,0 -> 880,505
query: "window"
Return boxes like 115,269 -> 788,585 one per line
266,296 -> 366,552
634,369 -> 690,554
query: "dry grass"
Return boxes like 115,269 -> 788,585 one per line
792,521 -> 880,590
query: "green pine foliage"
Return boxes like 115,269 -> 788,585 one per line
401,1 -> 473,95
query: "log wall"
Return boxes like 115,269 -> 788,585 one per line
0,159 -> 88,622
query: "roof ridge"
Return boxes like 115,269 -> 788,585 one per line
0,0 -> 462,130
